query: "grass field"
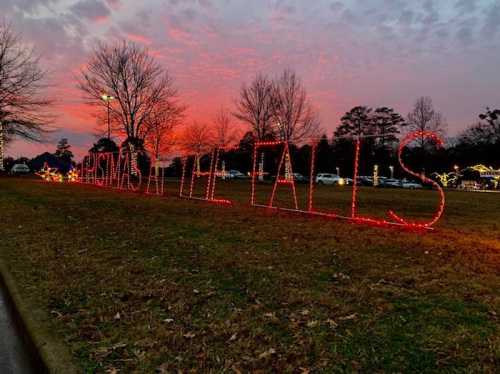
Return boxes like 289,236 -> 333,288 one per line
0,177 -> 499,372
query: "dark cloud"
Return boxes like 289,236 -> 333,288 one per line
421,0 -> 439,25
0,0 -> 58,16
329,2 -> 343,13
455,0 -> 477,14
398,9 -> 414,25
457,24 -> 474,46
70,0 -> 110,22
481,1 -> 500,39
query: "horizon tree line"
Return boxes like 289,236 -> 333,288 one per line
0,23 -> 498,175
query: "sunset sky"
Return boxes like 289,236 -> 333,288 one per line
3,0 -> 500,159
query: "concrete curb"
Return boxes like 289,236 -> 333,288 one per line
0,260 -> 79,374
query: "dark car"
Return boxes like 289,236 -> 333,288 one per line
357,176 -> 373,186
292,173 -> 309,183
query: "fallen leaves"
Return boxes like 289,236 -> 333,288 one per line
306,320 -> 319,328
258,348 -> 276,359
325,319 -> 338,329
338,313 -> 358,321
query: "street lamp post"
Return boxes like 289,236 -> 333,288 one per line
373,164 -> 379,186
101,94 -> 114,139
389,165 -> 394,179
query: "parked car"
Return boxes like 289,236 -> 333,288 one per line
357,176 -> 373,186
316,173 -> 341,185
292,173 -> 309,183
379,178 -> 402,188
401,180 -> 423,189
228,169 -> 247,179
9,163 -> 30,175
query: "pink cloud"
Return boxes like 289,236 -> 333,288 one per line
126,33 -> 152,45
166,24 -> 199,47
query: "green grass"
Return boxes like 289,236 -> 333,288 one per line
0,177 -> 499,373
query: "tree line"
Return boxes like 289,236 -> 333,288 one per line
0,23 -> 498,176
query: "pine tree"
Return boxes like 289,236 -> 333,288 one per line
372,107 -> 405,149
334,106 -> 374,139
55,138 -> 74,163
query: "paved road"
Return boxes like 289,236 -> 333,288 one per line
0,286 -> 35,374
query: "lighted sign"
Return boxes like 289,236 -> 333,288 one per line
249,131 -> 445,230
470,164 -> 500,178
36,162 -> 63,182
42,131 -> 446,232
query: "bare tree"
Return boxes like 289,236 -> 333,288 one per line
144,99 -> 186,159
233,73 -> 274,141
271,69 -> 321,144
407,97 -> 447,148
78,41 -> 178,147
180,121 -> 214,155
0,23 -> 53,170
212,106 -> 241,148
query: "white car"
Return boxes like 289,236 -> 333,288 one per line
10,164 -> 30,175
316,173 -> 341,185
227,169 -> 247,179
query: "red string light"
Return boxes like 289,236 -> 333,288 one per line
307,142 -> 317,212
179,156 -> 188,197
180,149 -> 233,205
146,157 -> 165,196
254,140 -> 284,147
250,142 -> 258,206
205,149 -> 216,200
351,138 -> 361,219
253,141 -> 299,210
210,148 -> 221,200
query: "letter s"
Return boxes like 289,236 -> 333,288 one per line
388,131 -> 445,228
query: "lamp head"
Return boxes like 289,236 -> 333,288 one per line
101,94 -> 114,101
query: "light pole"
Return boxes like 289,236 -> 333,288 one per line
373,164 -> 379,186
101,94 -> 114,139
389,165 -> 394,179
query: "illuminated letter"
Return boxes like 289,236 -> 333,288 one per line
388,131 -> 445,228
